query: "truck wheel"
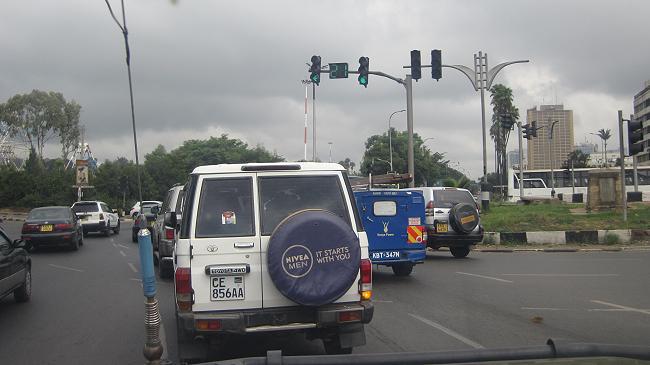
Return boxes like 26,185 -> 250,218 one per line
113,221 -> 121,234
450,247 -> 470,258
391,263 -> 414,276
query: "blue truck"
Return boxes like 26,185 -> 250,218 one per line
354,190 -> 427,276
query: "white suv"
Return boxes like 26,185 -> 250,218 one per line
172,163 -> 373,363
71,201 -> 120,236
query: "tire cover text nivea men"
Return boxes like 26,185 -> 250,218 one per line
267,209 -> 360,307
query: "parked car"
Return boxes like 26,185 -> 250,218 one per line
0,224 -> 31,303
129,200 -> 163,219
152,184 -> 184,279
354,190 -> 426,276
403,187 -> 483,258
71,201 -> 120,237
132,201 -> 162,243
173,162 -> 373,363
21,206 -> 83,251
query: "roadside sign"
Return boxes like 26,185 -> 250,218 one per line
328,63 -> 349,79
76,159 -> 89,186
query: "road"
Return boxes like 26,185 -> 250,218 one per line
1,220 -> 649,364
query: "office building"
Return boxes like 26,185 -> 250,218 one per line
633,80 -> 650,165
526,105 -> 574,170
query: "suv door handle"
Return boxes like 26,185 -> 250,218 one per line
435,210 -> 444,214
234,242 -> 254,248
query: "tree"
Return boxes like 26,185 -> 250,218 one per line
338,158 -> 356,174
489,84 -> 519,189
359,129 -> 464,186
562,149 -> 590,169
0,90 -> 81,159
443,176 -> 471,189
596,128 -> 611,167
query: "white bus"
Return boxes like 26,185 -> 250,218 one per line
507,166 -> 650,202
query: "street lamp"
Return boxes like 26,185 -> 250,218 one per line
388,109 -> 406,172
444,52 -> 529,211
328,142 -> 333,163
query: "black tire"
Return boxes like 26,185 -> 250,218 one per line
132,231 -> 138,243
449,203 -> 479,234
391,263 -> 414,276
78,232 -> 84,246
103,227 -> 111,237
159,262 -> 172,279
113,221 -> 120,234
323,337 -> 353,355
14,266 -> 31,303
70,235 -> 80,251
450,247 -> 470,258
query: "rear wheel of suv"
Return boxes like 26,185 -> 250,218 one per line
113,221 -> 120,234
450,247 -> 470,258
391,263 -> 414,276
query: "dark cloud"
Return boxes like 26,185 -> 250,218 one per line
1,0 -> 647,178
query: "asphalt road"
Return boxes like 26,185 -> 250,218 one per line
1,220 -> 649,364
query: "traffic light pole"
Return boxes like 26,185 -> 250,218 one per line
517,122 -> 524,201
618,110 -> 627,222
405,75 -> 415,187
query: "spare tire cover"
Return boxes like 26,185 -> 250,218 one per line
449,203 -> 479,234
267,209 -> 360,307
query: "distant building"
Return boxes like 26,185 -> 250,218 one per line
575,142 -> 598,155
633,80 -> 650,165
588,149 -> 633,167
526,105 -> 575,169
507,149 -> 526,169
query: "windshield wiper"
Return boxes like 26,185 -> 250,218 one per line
203,339 -> 650,365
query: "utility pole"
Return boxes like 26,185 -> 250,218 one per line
388,109 -> 406,172
443,52 -> 529,211
548,120 -> 559,198
405,75 -> 415,187
517,122 -> 524,200
618,110 -> 627,222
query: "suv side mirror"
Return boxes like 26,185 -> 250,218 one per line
151,205 -> 160,214
164,211 -> 177,228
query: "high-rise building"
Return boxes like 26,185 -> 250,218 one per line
633,80 -> 650,165
526,105 -> 574,170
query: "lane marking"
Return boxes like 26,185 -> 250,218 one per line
590,300 -> 650,316
504,273 -> 620,277
49,264 -> 84,273
117,243 -> 129,249
456,271 -> 513,283
128,262 -> 138,273
373,300 -> 394,303
129,278 -> 142,282
408,313 -> 485,349
119,250 -> 126,257
521,307 -> 569,311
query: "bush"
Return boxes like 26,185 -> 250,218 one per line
604,233 -> 620,245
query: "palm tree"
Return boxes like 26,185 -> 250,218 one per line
596,128 -> 611,167
489,84 -> 519,188
443,176 -> 471,189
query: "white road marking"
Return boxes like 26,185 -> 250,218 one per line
128,262 -> 138,273
521,307 -> 569,311
129,278 -> 142,282
502,274 -> 619,277
117,243 -> 129,249
49,264 -> 84,273
373,300 -> 394,303
408,313 -> 485,349
590,300 -> 650,316
456,271 -> 513,283
119,250 -> 126,257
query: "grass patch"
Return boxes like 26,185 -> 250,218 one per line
481,202 -> 650,232
603,233 -> 620,245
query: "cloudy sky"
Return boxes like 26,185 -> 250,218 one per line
1,0 -> 648,179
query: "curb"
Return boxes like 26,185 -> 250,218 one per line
474,246 -> 648,253
485,229 -> 650,245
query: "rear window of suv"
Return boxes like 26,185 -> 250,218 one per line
72,203 -> 99,213
433,190 -> 475,208
259,175 -> 349,235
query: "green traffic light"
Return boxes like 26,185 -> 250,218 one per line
358,75 -> 367,86
310,73 -> 320,84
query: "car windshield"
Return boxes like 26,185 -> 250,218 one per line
432,190 -> 475,208
71,203 -> 98,213
28,207 -> 69,220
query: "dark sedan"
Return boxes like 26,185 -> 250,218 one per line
1,224 -> 31,303
131,202 -> 161,243
21,206 -> 84,251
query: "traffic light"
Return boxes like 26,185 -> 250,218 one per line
358,56 -> 369,87
530,121 -> 538,137
431,49 -> 442,80
309,55 -> 321,85
522,124 -> 532,139
410,50 -> 421,80
500,113 -> 514,130
627,117 -> 644,156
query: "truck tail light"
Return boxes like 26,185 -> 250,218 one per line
175,267 -> 192,312
164,227 -> 174,240
359,258 -> 372,300
338,310 -> 362,323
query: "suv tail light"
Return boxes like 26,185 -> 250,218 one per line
164,227 -> 174,240
425,201 -> 434,216
175,267 -> 192,312
22,223 -> 39,233
359,258 -> 372,300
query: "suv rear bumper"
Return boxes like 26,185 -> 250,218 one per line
177,301 -> 374,336
426,227 -> 484,248
81,221 -> 107,233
